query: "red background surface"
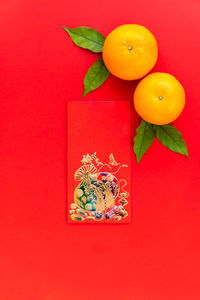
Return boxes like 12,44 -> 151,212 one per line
0,0 -> 200,299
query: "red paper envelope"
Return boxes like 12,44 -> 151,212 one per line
67,100 -> 132,223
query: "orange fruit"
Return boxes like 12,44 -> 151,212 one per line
134,72 -> 185,125
102,24 -> 158,80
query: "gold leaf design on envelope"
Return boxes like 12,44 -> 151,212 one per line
74,164 -> 97,181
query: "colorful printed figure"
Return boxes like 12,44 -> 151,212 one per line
105,205 -> 127,220
69,152 -> 129,222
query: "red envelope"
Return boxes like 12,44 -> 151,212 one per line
67,100 -> 132,223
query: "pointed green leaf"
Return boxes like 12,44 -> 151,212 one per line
82,57 -> 110,97
63,26 -> 105,53
134,120 -> 155,163
155,124 -> 189,157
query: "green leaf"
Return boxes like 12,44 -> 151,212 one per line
134,120 -> 155,163
63,26 -> 105,53
155,124 -> 189,157
82,57 -> 110,97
